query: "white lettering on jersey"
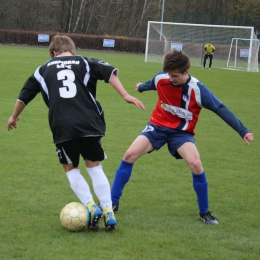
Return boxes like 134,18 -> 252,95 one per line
57,64 -> 72,69
161,102 -> 193,120
98,60 -> 111,66
47,60 -> 80,67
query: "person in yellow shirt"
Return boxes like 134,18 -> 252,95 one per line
203,41 -> 216,70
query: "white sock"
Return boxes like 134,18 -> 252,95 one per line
66,168 -> 93,206
86,164 -> 112,209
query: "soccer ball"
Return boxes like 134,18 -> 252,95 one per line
60,202 -> 89,232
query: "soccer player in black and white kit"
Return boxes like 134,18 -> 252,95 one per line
7,35 -> 145,231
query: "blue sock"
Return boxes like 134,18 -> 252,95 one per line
192,172 -> 208,214
111,160 -> 133,204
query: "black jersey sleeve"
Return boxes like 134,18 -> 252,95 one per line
18,73 -> 41,105
85,57 -> 117,83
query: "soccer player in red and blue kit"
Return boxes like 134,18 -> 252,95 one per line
111,49 -> 254,225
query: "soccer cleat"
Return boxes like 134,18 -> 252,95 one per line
87,204 -> 103,230
103,207 -> 117,231
209,68 -> 211,70
200,211 -> 218,225
112,203 -> 119,213
202,67 -> 205,69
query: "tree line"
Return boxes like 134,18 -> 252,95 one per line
0,0 -> 260,38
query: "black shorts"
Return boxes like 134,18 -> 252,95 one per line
55,137 -> 105,167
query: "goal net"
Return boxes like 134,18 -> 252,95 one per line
227,38 -> 259,72
145,21 -> 259,72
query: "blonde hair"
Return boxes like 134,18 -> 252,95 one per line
48,35 -> 76,58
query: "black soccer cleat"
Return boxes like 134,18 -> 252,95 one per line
200,211 -> 218,225
112,203 -> 119,213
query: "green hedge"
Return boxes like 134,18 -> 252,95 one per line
0,30 -> 146,53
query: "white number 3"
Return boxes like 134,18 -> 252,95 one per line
57,70 -> 77,98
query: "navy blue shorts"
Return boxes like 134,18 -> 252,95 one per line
140,122 -> 195,159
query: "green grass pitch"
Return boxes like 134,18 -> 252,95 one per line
0,45 -> 259,260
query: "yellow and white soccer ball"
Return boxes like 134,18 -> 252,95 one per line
60,202 -> 89,231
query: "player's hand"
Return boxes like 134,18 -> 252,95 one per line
123,94 -> 145,110
135,83 -> 142,91
7,116 -> 20,131
243,132 -> 254,145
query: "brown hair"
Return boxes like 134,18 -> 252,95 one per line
163,50 -> 190,74
48,35 -> 76,58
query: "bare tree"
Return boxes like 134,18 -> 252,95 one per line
72,0 -> 86,33
128,0 -> 153,36
0,0 -> 260,37
84,0 -> 96,34
65,0 -> 74,33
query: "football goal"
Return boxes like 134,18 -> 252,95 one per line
145,21 -> 259,72
227,38 -> 259,71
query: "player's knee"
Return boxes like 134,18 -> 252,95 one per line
123,149 -> 137,163
188,158 -> 203,173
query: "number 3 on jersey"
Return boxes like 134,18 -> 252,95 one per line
57,69 -> 77,98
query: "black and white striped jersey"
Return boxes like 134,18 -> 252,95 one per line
18,55 -> 117,144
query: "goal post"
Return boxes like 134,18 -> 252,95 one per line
227,38 -> 260,72
145,21 -> 259,72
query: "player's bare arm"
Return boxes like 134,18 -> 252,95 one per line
109,74 -> 145,110
243,132 -> 254,145
124,94 -> 146,110
7,101 -> 26,131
